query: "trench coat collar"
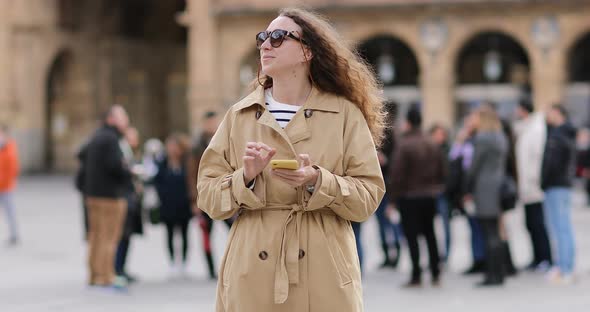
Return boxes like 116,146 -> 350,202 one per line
234,85 -> 342,113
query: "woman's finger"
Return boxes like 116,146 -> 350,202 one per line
273,169 -> 304,177
257,142 -> 274,152
244,149 -> 260,158
246,142 -> 262,151
299,154 -> 312,167
262,148 -> 277,162
272,170 -> 299,181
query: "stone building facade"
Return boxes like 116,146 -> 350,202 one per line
1,0 -> 589,172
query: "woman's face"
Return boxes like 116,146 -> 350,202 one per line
166,140 -> 180,159
466,112 -> 480,131
259,16 -> 310,78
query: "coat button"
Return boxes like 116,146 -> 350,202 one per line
298,249 -> 305,259
259,251 -> 268,260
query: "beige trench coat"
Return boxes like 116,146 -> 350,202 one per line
197,86 -> 385,312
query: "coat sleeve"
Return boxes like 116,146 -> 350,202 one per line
305,104 -> 385,222
197,110 -> 266,220
387,140 -> 407,200
104,137 -> 131,180
7,141 -> 19,180
466,137 -> 485,194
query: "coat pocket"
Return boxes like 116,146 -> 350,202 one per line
326,225 -> 353,287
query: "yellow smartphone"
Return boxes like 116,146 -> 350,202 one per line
271,159 -> 299,170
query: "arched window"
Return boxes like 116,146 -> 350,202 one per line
455,32 -> 530,121
357,35 -> 420,126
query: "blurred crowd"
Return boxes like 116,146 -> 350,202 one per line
1,98 -> 589,292
354,98 -> 587,288
71,106 -> 230,292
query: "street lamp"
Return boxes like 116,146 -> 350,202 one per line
484,50 -> 502,82
377,53 -> 395,85
420,18 -> 448,59
531,15 -> 560,57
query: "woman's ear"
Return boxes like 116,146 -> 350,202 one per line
302,47 -> 313,64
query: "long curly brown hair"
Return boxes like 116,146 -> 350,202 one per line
256,7 -> 387,146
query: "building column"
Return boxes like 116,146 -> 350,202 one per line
183,0 -> 219,134
8,0 -> 61,171
0,1 -> 15,124
530,47 -> 566,111
420,56 -> 455,128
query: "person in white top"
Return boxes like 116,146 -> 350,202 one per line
513,99 -> 553,271
265,88 -> 302,128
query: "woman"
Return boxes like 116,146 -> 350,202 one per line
154,133 -> 193,276
465,106 -> 508,286
498,114 -> 518,276
115,127 -> 145,283
449,115 -> 486,275
197,7 -> 385,311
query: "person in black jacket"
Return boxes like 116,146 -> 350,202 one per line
542,104 -> 577,284
154,133 -> 193,277
84,105 -> 131,290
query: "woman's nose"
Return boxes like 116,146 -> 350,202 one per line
260,37 -> 272,50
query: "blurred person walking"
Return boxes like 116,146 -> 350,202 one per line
514,99 -> 553,272
389,107 -> 446,287
575,128 -> 590,205
375,122 -> 402,269
0,124 -> 20,246
448,115 -> 487,275
188,111 -> 234,280
498,110 -> 519,277
154,133 -> 193,277
114,127 -> 145,283
430,124 -> 452,264
542,104 -> 578,284
352,118 -> 401,272
465,105 -> 508,287
197,7 -> 385,311
84,105 -> 131,291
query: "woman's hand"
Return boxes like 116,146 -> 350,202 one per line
463,194 -> 473,203
243,142 -> 276,184
271,154 -> 319,187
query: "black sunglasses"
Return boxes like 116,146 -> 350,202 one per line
256,29 -> 306,49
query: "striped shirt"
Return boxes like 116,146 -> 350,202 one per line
265,89 -> 302,128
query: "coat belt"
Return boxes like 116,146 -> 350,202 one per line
240,205 -> 336,304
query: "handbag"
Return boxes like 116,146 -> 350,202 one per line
500,175 -> 518,212
143,185 -> 161,224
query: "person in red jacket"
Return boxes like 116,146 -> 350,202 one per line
0,124 -> 20,246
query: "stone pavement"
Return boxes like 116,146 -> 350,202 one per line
1,176 -> 589,311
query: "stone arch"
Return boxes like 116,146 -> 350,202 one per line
44,48 -> 83,171
568,31 -> 590,82
357,34 -> 420,86
565,30 -> 590,127
455,31 -> 530,84
357,34 -> 421,126
453,30 -> 531,121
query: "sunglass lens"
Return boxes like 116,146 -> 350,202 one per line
270,30 -> 287,47
256,32 -> 267,49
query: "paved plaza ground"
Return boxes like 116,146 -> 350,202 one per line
1,176 -> 589,311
